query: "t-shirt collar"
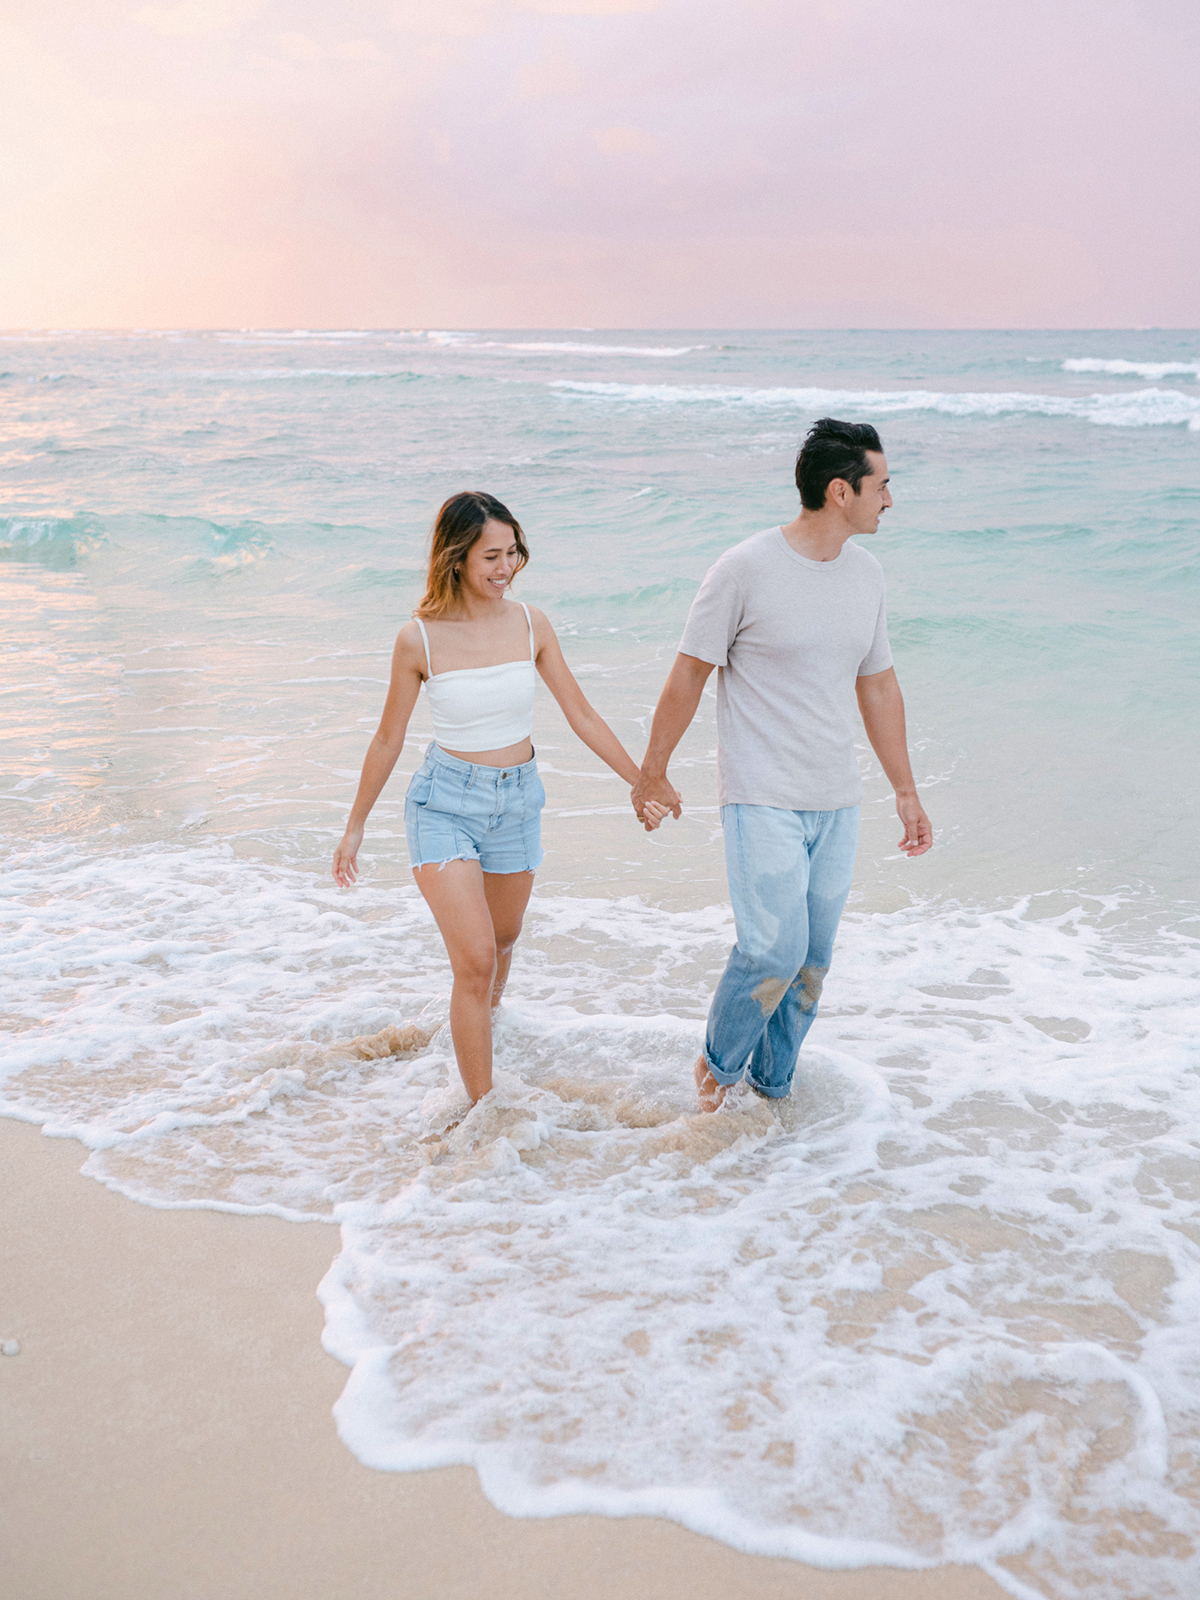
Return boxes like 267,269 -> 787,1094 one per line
774,526 -> 848,570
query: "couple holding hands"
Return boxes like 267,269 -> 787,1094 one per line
332,419 -> 932,1114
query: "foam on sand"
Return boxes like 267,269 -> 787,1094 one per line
4,837 -> 1199,1600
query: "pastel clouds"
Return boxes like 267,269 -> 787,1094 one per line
279,32 -> 388,63
135,0 -> 263,38
386,0 -> 661,32
593,127 -> 661,157
1,0 -> 1197,327
521,0 -> 662,13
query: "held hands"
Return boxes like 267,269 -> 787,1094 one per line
332,824 -> 364,886
640,800 -> 671,832
335,786 -> 673,880
631,768 -> 682,829
896,793 -> 933,857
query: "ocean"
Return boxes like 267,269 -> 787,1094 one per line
2,328 -> 1198,1599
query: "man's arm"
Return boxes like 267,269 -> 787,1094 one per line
855,666 -> 932,857
631,653 -> 715,820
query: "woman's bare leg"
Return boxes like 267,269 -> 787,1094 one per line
413,860 -> 500,1102
483,870 -> 535,1010
412,861 -> 535,1102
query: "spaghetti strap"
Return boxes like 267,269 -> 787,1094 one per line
413,615 -> 433,676
520,602 -> 535,662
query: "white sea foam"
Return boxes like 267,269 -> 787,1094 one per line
217,330 -> 379,343
1062,358 -> 1200,381
384,331 -> 701,356
199,367 -> 421,381
551,380 -> 1200,430
4,837 -> 1199,1599
478,341 -> 702,357
418,329 -> 482,344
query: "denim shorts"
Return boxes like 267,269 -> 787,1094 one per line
404,743 -> 545,874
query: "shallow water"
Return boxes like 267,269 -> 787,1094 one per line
3,329 -> 1199,1598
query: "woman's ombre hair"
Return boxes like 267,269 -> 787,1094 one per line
415,491 -> 529,618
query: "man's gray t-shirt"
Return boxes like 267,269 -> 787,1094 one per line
679,527 -> 892,810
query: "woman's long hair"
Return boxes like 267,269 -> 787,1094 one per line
414,491 -> 529,618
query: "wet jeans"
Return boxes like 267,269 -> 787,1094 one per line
704,803 -> 860,1099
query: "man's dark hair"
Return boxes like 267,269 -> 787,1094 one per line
795,418 -> 883,510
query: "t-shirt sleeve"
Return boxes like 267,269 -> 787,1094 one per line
678,560 -> 743,667
857,591 -> 893,677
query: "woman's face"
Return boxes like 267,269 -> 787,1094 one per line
459,518 -> 521,603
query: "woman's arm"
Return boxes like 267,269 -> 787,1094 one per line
332,627 -> 425,885
530,608 -> 680,823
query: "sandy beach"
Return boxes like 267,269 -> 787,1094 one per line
1,1117 -> 1008,1600
5,327 -> 1199,1598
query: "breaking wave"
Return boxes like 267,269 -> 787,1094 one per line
0,517 -> 102,569
1062,358 -> 1200,381
551,380 -> 1200,429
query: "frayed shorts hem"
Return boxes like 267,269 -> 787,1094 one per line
404,743 -> 545,876
410,852 -> 542,875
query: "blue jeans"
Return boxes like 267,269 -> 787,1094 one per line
704,803 -> 860,1099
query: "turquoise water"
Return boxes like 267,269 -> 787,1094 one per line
4,328 -> 1197,910
3,330 -> 1200,1599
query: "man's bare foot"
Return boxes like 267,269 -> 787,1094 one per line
694,1052 -> 725,1113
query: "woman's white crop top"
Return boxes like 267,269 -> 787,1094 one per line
414,603 -> 537,752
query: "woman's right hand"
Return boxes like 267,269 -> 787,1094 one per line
640,800 -> 670,833
333,825 -> 364,886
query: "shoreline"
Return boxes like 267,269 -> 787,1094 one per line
0,1117 -> 1008,1600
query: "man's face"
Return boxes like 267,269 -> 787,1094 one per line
849,451 -> 892,533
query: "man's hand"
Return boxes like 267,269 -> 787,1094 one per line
896,793 -> 932,857
631,768 -> 682,824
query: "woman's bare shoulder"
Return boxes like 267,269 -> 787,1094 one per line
522,602 -> 554,636
393,619 -> 429,667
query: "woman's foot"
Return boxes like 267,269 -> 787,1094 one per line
694,1053 -> 725,1113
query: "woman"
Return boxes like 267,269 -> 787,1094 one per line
332,491 -> 672,1106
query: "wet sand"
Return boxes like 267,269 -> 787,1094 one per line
0,1118 -> 1007,1600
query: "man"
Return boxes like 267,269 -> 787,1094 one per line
632,417 -> 932,1111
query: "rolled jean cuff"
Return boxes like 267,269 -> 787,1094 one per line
746,1078 -> 792,1100
705,1048 -> 793,1099
703,1046 -> 745,1089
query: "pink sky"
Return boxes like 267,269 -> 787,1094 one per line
2,0 -> 1197,328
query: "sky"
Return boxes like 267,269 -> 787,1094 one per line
1,0 -> 1197,328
